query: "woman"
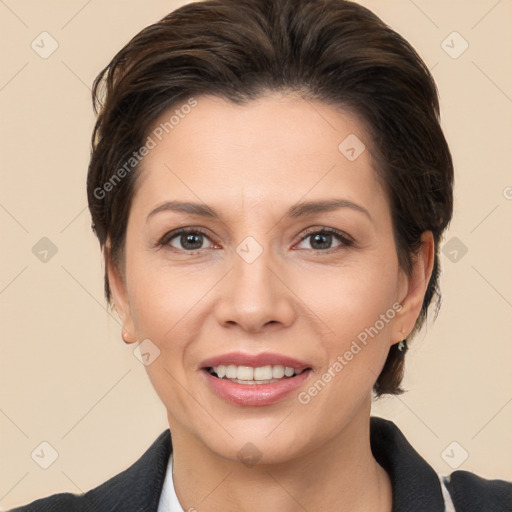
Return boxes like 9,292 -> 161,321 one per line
11,0 -> 512,510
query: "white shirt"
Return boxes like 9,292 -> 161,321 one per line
439,474 -> 457,512
157,454 -> 185,512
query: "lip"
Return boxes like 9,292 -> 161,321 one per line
200,352 -> 311,371
202,368 -> 311,406
200,351 -> 312,407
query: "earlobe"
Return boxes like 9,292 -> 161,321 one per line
105,244 -> 137,343
121,329 -> 135,344
393,231 -> 435,344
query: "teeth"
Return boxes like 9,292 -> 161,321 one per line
284,367 -> 295,377
211,364 -> 304,381
237,366 -> 254,381
226,364 -> 237,379
272,365 -> 285,378
254,366 -> 272,380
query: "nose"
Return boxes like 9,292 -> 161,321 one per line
213,241 -> 296,333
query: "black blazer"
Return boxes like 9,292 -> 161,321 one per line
9,417 -> 512,512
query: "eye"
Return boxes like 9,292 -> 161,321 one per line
158,226 -> 354,254
295,228 -> 354,251
160,228 -> 215,252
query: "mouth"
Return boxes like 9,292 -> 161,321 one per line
199,353 -> 312,406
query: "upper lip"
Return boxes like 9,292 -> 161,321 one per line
200,352 -> 311,370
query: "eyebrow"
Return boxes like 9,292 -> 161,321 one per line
147,199 -> 372,223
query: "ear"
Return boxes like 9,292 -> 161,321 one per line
393,231 -> 435,344
105,242 -> 137,343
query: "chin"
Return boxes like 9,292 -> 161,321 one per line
211,433 -> 310,467
186,411 -> 320,466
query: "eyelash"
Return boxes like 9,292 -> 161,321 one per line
157,227 -> 355,254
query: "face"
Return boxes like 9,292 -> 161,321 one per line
109,92 -> 432,464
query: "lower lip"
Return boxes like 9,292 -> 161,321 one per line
202,369 -> 311,406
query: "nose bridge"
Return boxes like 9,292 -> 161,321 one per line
234,235 -> 274,296
214,234 -> 295,331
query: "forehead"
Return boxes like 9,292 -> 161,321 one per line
131,92 -> 386,218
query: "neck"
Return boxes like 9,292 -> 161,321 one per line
169,405 -> 392,512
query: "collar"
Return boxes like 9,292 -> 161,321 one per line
370,416 -> 446,512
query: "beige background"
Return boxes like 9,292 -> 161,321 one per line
1,0 -> 511,509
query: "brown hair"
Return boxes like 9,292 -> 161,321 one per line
87,0 -> 453,396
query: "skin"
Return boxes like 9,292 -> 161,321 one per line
108,92 -> 434,511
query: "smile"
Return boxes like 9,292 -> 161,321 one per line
199,353 -> 312,406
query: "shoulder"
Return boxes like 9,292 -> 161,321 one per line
8,492 -> 84,512
444,470 -> 512,512
8,429 -> 172,512
370,416 -> 512,512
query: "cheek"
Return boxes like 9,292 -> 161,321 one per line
294,258 -> 400,403
291,262 -> 400,419
296,256 -> 400,340
127,263 -> 206,343
124,259 -> 210,409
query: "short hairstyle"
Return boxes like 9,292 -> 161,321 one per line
87,0 -> 454,396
